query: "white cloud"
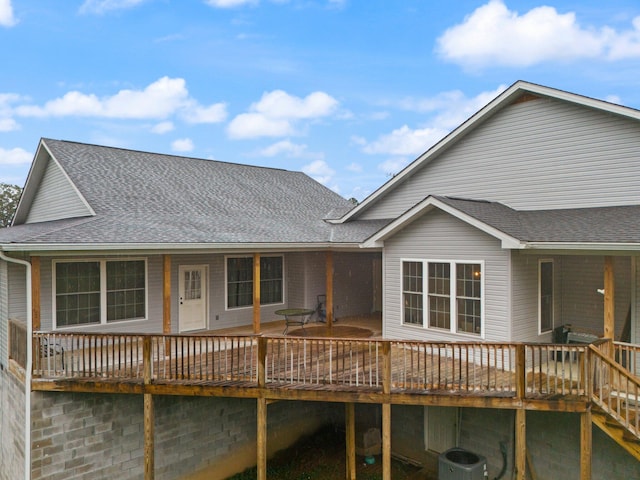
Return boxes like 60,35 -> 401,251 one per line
171,138 -> 194,152
181,102 -> 227,124
362,125 -> 448,157
302,159 -> 334,186
0,147 -> 32,165
0,118 -> 18,131
0,0 -> 16,27
79,0 -> 146,15
259,140 -> 307,157
151,121 -> 174,134
12,77 -> 225,126
437,0 -> 640,69
228,113 -> 293,139
227,90 -> 339,139
345,163 -> 362,173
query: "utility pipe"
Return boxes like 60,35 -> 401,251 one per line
0,251 -> 32,480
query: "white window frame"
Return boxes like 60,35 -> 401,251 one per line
53,258 -> 148,330
401,259 -> 485,338
538,259 -> 554,335
224,254 -> 285,311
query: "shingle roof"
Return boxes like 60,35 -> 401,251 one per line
0,139 -> 388,247
435,196 -> 640,244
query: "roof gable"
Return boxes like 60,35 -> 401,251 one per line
13,140 -> 94,225
342,80 -> 640,222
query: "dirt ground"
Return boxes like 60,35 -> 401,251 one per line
227,426 -> 432,480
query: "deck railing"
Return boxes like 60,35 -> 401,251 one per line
29,332 -> 594,401
613,341 -> 640,377
9,319 -> 27,368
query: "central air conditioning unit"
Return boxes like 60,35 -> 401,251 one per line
438,447 -> 488,480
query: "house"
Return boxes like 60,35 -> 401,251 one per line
2,81 -> 640,480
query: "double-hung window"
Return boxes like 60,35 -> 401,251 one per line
226,255 -> 284,309
54,259 -> 147,328
402,259 -> 483,336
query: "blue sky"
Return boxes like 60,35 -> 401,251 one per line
2,0 -> 640,201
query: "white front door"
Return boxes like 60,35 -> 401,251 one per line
425,406 -> 458,453
178,265 -> 208,332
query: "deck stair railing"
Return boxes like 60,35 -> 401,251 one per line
590,340 -> 640,441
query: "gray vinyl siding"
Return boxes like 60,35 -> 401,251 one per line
383,209 -> 510,342
25,156 -> 92,224
333,252 -> 377,317
360,98 -> 640,220
8,263 -> 26,322
0,260 -> 7,364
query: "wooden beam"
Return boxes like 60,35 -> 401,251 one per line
143,336 -> 154,480
163,255 -> 171,335
144,394 -> 154,480
581,409 -> 592,480
515,409 -> 526,480
604,256 -> 615,341
382,403 -> 391,480
345,403 -> 356,480
253,253 -> 261,334
326,251 -> 334,327
257,397 -> 267,480
31,256 -> 41,331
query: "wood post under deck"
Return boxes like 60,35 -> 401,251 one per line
345,403 -> 356,480
31,255 -> 41,331
581,408 -> 592,480
143,336 -> 154,480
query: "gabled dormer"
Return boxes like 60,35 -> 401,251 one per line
12,139 -> 95,226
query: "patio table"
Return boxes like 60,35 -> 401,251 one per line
276,308 -> 315,335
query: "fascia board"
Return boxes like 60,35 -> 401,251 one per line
523,242 -> 640,252
0,241 -> 363,255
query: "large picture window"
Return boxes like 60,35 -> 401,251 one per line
226,256 -> 284,309
55,259 -> 147,328
402,259 -> 483,336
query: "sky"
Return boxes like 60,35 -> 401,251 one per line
2,1 -> 640,201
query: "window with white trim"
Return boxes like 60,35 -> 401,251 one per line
226,255 -> 284,309
402,259 -> 483,336
54,259 -> 147,327
539,260 -> 553,334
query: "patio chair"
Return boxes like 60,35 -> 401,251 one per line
40,337 -> 65,370
315,294 -> 335,323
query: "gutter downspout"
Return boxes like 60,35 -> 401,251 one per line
0,251 -> 32,480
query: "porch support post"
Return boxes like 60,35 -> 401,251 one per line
382,402 -> 391,480
604,256 -> 615,341
345,403 -> 356,480
580,408 -> 592,480
257,397 -> 267,480
326,251 -> 334,327
163,255 -> 171,334
31,255 -> 40,331
514,408 -> 526,480
253,253 -> 261,334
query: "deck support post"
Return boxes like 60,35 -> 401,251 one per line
345,403 -> 356,480
253,253 -> 261,334
514,409 -> 526,480
257,397 -> 267,480
382,403 -> 391,480
580,409 -> 592,480
604,256 -> 615,343
326,251 -> 334,327
143,336 -> 154,480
